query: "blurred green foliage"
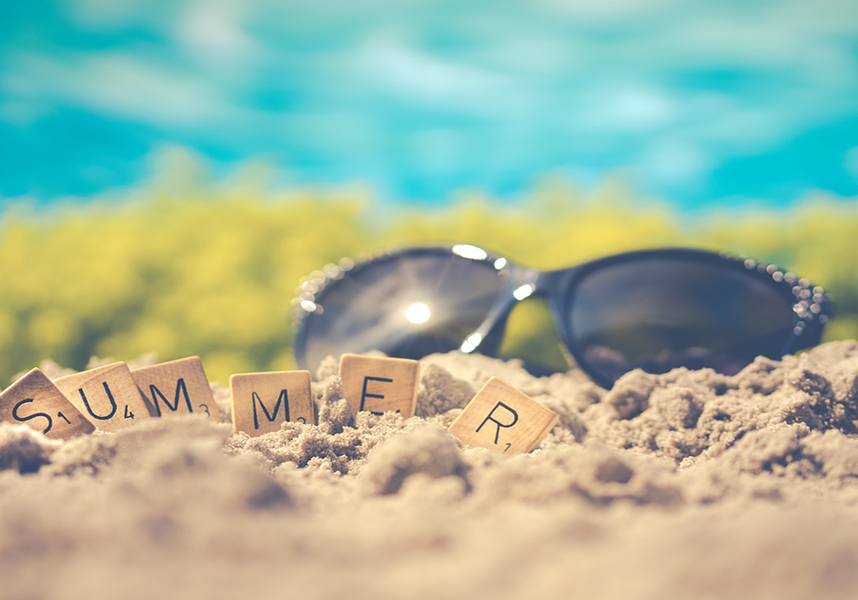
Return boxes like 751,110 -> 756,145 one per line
0,177 -> 856,385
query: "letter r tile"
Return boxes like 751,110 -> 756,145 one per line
338,354 -> 419,418
0,369 -> 95,439
448,377 -> 558,454
53,362 -> 153,432
230,371 -> 314,436
131,357 -> 221,422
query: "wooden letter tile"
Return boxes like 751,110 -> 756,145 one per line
230,370 -> 314,436
0,369 -> 95,439
339,354 -> 419,418
53,362 -> 153,432
448,377 -> 558,454
131,356 -> 221,422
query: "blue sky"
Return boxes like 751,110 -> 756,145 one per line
1,0 -> 858,210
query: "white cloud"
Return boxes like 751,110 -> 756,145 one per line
667,16 -> 857,86
468,35 -> 584,77
351,34 -> 535,118
574,86 -> 676,133
676,96 -> 793,150
276,111 -> 381,156
60,0 -> 173,30
640,139 -> 710,189
177,0 -> 258,66
5,51 -> 256,131
540,0 -> 679,21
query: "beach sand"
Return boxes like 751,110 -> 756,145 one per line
3,341 -> 858,600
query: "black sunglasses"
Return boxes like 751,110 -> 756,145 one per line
291,245 -> 832,388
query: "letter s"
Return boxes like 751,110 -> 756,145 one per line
12,398 -> 53,434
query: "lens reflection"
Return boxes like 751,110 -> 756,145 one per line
566,257 -> 794,385
405,302 -> 431,324
300,252 -> 503,371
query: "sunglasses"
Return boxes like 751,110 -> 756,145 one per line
291,245 -> 832,388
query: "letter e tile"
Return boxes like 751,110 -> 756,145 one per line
0,369 -> 95,439
131,357 -> 220,422
338,354 -> 419,418
230,371 -> 314,436
448,377 -> 558,454
54,362 -> 153,432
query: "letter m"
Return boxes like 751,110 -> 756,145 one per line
149,378 -> 192,417
253,389 -> 290,430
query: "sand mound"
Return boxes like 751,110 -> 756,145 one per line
3,341 -> 858,599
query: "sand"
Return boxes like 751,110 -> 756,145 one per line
3,341 -> 858,600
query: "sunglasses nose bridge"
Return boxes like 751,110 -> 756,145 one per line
459,266 -> 541,354
532,268 -> 576,297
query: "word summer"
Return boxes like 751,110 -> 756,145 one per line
0,353 -> 559,454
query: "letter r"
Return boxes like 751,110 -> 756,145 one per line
476,401 -> 519,445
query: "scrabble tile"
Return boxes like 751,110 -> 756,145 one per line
448,377 -> 558,454
0,369 -> 95,439
53,362 -> 153,432
338,354 -> 419,418
230,370 -> 314,436
131,356 -> 220,422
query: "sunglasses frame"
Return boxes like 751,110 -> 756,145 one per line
292,245 -> 832,387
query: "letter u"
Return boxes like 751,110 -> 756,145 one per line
79,382 -> 118,421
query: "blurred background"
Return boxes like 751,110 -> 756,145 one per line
0,0 -> 856,384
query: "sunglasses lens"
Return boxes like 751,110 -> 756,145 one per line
297,251 -> 503,372
566,257 -> 795,385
